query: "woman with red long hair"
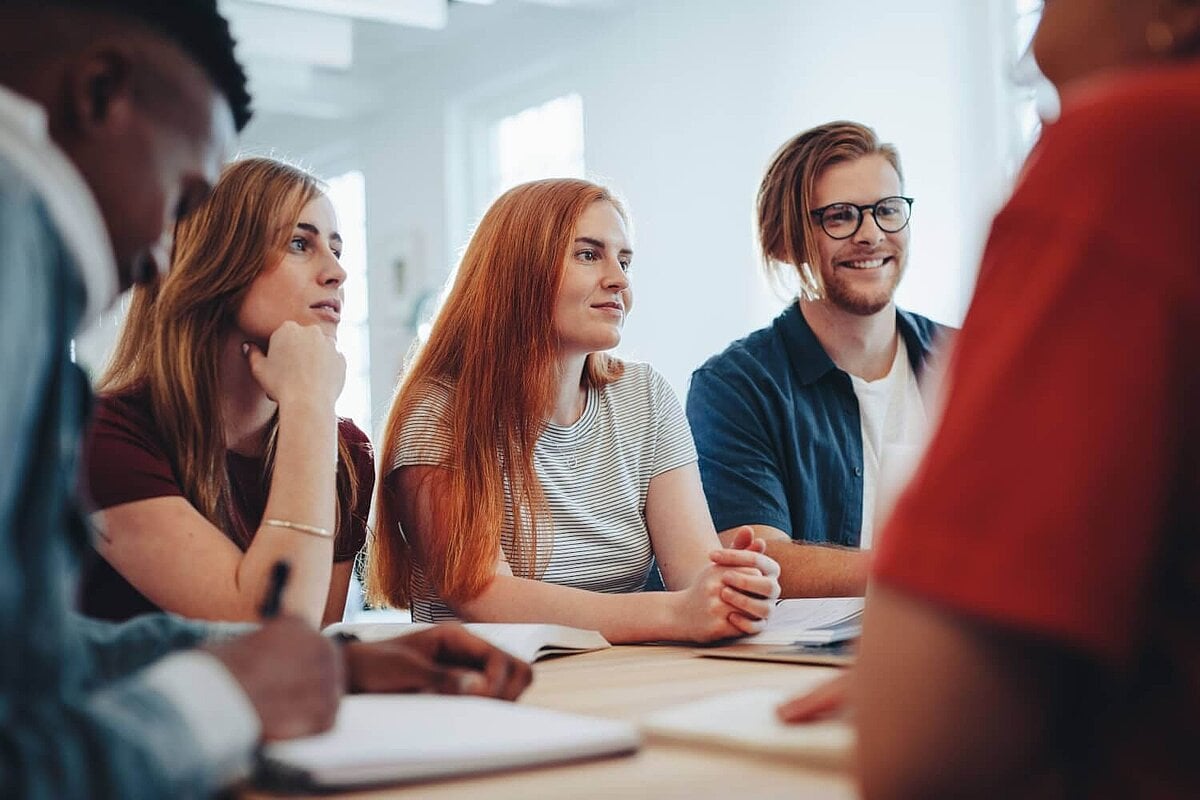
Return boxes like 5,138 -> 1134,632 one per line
369,178 -> 780,643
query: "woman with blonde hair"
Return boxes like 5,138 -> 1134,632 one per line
80,156 -> 371,627
369,178 -> 780,642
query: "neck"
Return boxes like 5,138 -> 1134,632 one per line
799,297 -> 899,381
218,334 -> 278,456
550,352 -> 589,426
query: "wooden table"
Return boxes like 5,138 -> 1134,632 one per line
246,645 -> 858,799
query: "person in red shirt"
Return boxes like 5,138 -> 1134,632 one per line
81,156 -> 370,627
780,1 -> 1200,797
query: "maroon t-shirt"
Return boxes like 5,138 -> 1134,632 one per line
78,388 -> 374,622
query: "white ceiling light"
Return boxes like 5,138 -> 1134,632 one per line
242,0 -> 448,29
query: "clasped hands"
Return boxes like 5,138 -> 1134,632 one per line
681,526 -> 782,641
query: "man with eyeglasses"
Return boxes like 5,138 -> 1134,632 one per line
684,121 -> 949,598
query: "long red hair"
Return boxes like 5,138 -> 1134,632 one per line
368,178 -> 627,608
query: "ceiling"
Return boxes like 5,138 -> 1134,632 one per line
220,0 -> 625,119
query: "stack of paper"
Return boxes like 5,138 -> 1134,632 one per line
323,621 -> 611,663
745,598 -> 865,646
258,695 -> 640,791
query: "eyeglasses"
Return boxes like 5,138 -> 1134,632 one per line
809,196 -> 914,240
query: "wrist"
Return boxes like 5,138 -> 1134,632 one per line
276,392 -> 338,418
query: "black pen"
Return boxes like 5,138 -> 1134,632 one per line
260,560 -> 291,619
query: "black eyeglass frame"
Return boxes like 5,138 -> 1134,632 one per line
809,196 -> 915,240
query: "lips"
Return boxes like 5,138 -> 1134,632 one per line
839,255 -> 894,270
310,298 -> 342,322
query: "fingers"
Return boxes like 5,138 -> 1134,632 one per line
709,547 -> 781,578
719,586 -> 774,621
776,674 -> 852,723
719,568 -> 780,602
432,627 -> 533,701
728,526 -> 754,550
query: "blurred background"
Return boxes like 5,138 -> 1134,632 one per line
77,0 -> 1051,439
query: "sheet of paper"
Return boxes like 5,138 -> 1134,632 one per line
642,687 -> 854,769
259,695 -> 640,790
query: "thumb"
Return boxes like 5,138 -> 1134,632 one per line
730,525 -> 754,551
436,667 -> 488,697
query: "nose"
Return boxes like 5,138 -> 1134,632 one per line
854,210 -> 886,245
602,255 -> 629,291
319,249 -> 347,287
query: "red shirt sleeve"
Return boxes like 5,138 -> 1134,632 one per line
82,391 -> 185,511
873,74 -> 1200,665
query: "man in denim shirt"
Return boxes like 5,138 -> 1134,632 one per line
1,3 -> 529,797
687,122 -> 948,598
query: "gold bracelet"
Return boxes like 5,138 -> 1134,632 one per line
263,518 -> 332,539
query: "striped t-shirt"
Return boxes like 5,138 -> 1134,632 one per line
388,361 -> 697,622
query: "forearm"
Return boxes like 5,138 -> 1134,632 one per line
454,574 -> 680,644
241,398 -> 338,624
767,540 -> 869,598
3,651 -> 258,799
72,612 -> 255,687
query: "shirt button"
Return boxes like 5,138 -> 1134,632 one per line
853,467 -> 863,477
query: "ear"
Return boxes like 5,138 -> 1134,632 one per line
64,45 -> 138,137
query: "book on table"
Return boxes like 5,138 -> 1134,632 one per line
323,621 -> 611,664
642,687 -> 854,770
695,597 -> 863,666
257,695 -> 641,791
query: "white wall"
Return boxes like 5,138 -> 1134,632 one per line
242,0 -> 1017,434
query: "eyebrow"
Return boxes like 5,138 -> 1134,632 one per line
574,236 -> 633,256
297,222 -> 343,244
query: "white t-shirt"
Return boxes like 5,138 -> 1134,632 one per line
849,341 -> 928,549
388,361 -> 698,622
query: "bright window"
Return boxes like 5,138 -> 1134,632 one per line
324,170 -> 371,429
489,92 -> 585,201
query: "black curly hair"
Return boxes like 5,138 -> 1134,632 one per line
42,0 -> 253,130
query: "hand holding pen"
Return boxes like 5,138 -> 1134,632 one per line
205,559 -> 344,740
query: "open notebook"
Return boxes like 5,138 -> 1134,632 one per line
257,695 -> 640,791
323,621 -> 611,663
642,687 -> 854,770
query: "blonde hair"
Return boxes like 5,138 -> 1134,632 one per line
101,156 -> 360,544
757,121 -> 902,299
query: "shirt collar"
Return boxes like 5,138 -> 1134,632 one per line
778,303 -> 838,385
779,301 -> 937,386
0,85 -> 118,333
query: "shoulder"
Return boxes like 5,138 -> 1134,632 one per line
897,308 -> 953,349
92,387 -> 158,440
690,314 -> 797,407
1021,63 -> 1200,205
337,417 -> 375,464
603,360 -> 675,402
337,417 -> 372,448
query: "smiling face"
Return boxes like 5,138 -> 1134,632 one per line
552,200 -> 634,357
810,154 -> 908,317
234,194 -> 346,344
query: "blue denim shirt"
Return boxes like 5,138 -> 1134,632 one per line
0,154 -> 232,799
687,303 -> 944,546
